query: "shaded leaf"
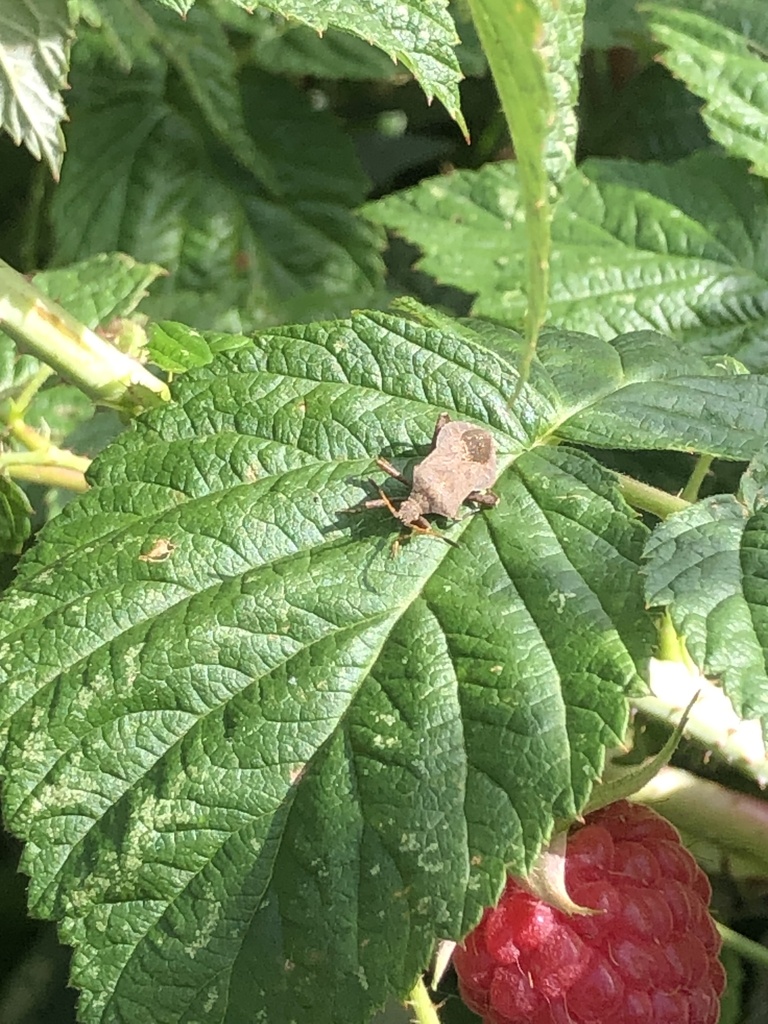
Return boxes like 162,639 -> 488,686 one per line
230,6 -> 401,80
159,0 -> 465,132
31,252 -> 166,327
69,0 -> 160,70
581,64 -> 710,163
0,477 -> 31,554
0,0 -> 72,177
51,67 -> 383,330
644,3 -> 768,178
155,5 -> 284,189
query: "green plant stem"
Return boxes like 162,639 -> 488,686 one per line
5,463 -> 88,492
656,614 -> 691,664
0,441 -> 90,491
681,454 -> 713,502
10,365 -> 55,417
0,407 -> 90,491
718,924 -> 768,969
467,0 -> 551,392
408,976 -> 441,1024
616,474 -> 689,519
0,445 -> 90,475
0,259 -> 169,413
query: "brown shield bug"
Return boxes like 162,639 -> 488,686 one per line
349,412 -> 499,552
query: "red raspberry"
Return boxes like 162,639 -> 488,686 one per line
454,801 -> 725,1024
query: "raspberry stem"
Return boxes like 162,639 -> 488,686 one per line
718,923 -> 768,969
407,976 -> 441,1024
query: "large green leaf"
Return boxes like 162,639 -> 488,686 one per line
153,0 -> 466,132
644,4 -> 768,178
0,0 -> 72,177
366,151 -> 768,370
3,310 -> 768,1021
645,454 -> 768,740
154,5 -> 283,189
51,66 -> 383,330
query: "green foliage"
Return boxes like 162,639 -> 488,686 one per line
3,312 -> 761,1022
31,252 -> 166,327
645,449 -> 768,737
241,10 -> 400,80
644,3 -> 768,177
50,62 -> 383,332
0,478 -> 31,554
230,0 -> 467,133
368,152 -> 768,369
2,0 -> 768,1021
0,0 -> 71,178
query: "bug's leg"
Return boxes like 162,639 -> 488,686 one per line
409,517 -> 460,549
375,457 -> 410,487
411,515 -> 435,532
375,486 -> 403,518
390,533 -> 405,558
456,490 -> 499,523
342,481 -> 402,514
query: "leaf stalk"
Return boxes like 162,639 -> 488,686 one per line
407,976 -> 442,1024
0,259 -> 169,414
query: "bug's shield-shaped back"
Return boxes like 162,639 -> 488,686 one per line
410,419 -> 498,519
456,427 -> 497,490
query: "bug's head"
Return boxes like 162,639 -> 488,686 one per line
397,497 -> 425,526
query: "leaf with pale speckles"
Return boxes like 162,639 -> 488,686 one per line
2,308 -> 768,1022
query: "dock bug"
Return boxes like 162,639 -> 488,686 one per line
350,412 -> 499,552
